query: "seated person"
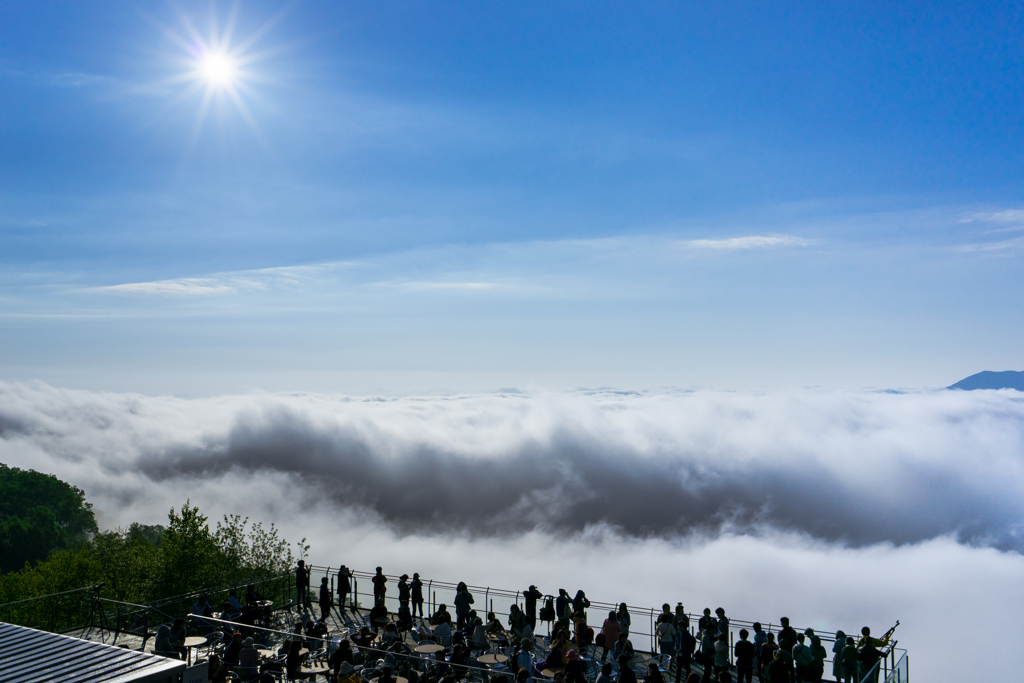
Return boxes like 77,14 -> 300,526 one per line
351,626 -> 377,649
286,640 -> 312,681
430,605 -> 452,626
329,639 -> 354,672
239,637 -> 259,668
154,623 -> 180,659
227,589 -> 243,614
208,654 -> 229,682
470,618 -> 489,651
382,623 -> 401,647
433,620 -> 452,645
224,632 -> 244,665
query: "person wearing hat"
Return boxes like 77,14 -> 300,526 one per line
239,637 -> 258,668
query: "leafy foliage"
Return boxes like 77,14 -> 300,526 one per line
0,473 -> 299,631
0,464 -> 98,573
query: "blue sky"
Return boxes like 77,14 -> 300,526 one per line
1,1 -> 1022,394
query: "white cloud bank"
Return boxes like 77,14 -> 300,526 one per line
685,235 -> 814,249
1,382 -> 1022,682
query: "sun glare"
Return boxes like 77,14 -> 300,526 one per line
199,53 -> 236,86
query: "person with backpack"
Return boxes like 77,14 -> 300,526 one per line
657,616 -> 678,657
792,633 -> 814,682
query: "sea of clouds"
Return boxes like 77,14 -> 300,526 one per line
1,381 -> 1023,682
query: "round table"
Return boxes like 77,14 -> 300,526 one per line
541,668 -> 565,678
477,654 -> 508,665
414,643 -> 445,654
370,677 -> 408,683
182,636 -> 207,665
301,664 -> 331,680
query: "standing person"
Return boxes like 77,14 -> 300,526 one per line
675,624 -> 696,683
599,611 -> 621,661
777,618 -> 797,656
572,590 -> 591,617
296,560 -> 310,609
617,603 -> 632,636
411,573 -> 424,617
398,575 -> 411,614
319,576 -> 332,621
657,616 -> 677,657
372,567 -> 387,607
713,634 -> 729,681
758,633 -> 779,682
792,634 -> 813,683
831,632 -> 846,683
714,609 -> 729,637
767,649 -> 792,683
840,637 -> 857,683
751,624 -> 766,675
337,566 -> 352,610
524,585 -> 542,630
454,582 -> 475,629
699,627 -> 716,683
734,629 -> 754,683
856,640 -> 885,683
809,635 -> 826,683
556,589 -> 572,629
698,609 -> 712,633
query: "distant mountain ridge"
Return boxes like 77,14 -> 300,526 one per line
948,370 -> 1024,391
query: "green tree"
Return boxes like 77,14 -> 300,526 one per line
155,501 -> 220,597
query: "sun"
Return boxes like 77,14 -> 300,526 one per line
199,52 -> 236,86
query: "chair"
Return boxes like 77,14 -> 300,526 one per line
231,666 -> 260,683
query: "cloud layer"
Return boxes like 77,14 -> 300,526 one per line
1,382 -> 1022,550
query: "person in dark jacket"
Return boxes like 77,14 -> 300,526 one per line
767,649 -> 793,683
618,654 -> 638,683
337,566 -> 352,610
524,585 -> 542,630
296,560 -> 310,608
454,582 -> 475,629
675,626 -> 696,683
556,589 -> 572,627
572,590 -> 591,616
411,573 -> 424,617
734,629 -> 755,683
372,567 -> 387,607
778,617 -> 797,654
319,577 -> 332,620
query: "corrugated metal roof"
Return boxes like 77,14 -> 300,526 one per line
0,622 -> 185,683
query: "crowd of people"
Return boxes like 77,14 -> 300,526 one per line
167,561 -> 898,683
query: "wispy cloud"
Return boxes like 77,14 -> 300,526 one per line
92,261 -> 357,296
958,209 -> 1024,224
953,236 -> 1024,253
99,278 -> 236,295
685,234 -> 814,250
396,281 -> 503,291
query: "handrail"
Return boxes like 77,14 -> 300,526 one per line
0,585 -> 99,608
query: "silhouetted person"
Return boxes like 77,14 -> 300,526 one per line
793,633 -> 813,682
767,649 -> 792,683
600,610 -> 621,661
647,662 -> 665,683
617,603 -> 631,636
411,572 -> 424,617
524,585 -> 542,629
734,628 -> 754,683
676,624 -> 696,683
454,582 -> 475,629
714,608 -> 729,636
778,617 -> 797,654
318,577 -> 332,620
758,632 -> 778,682
572,590 -> 591,616
372,566 -> 387,607
337,566 -> 352,610
618,654 -> 638,683
296,560 -> 310,608
398,574 -> 411,614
